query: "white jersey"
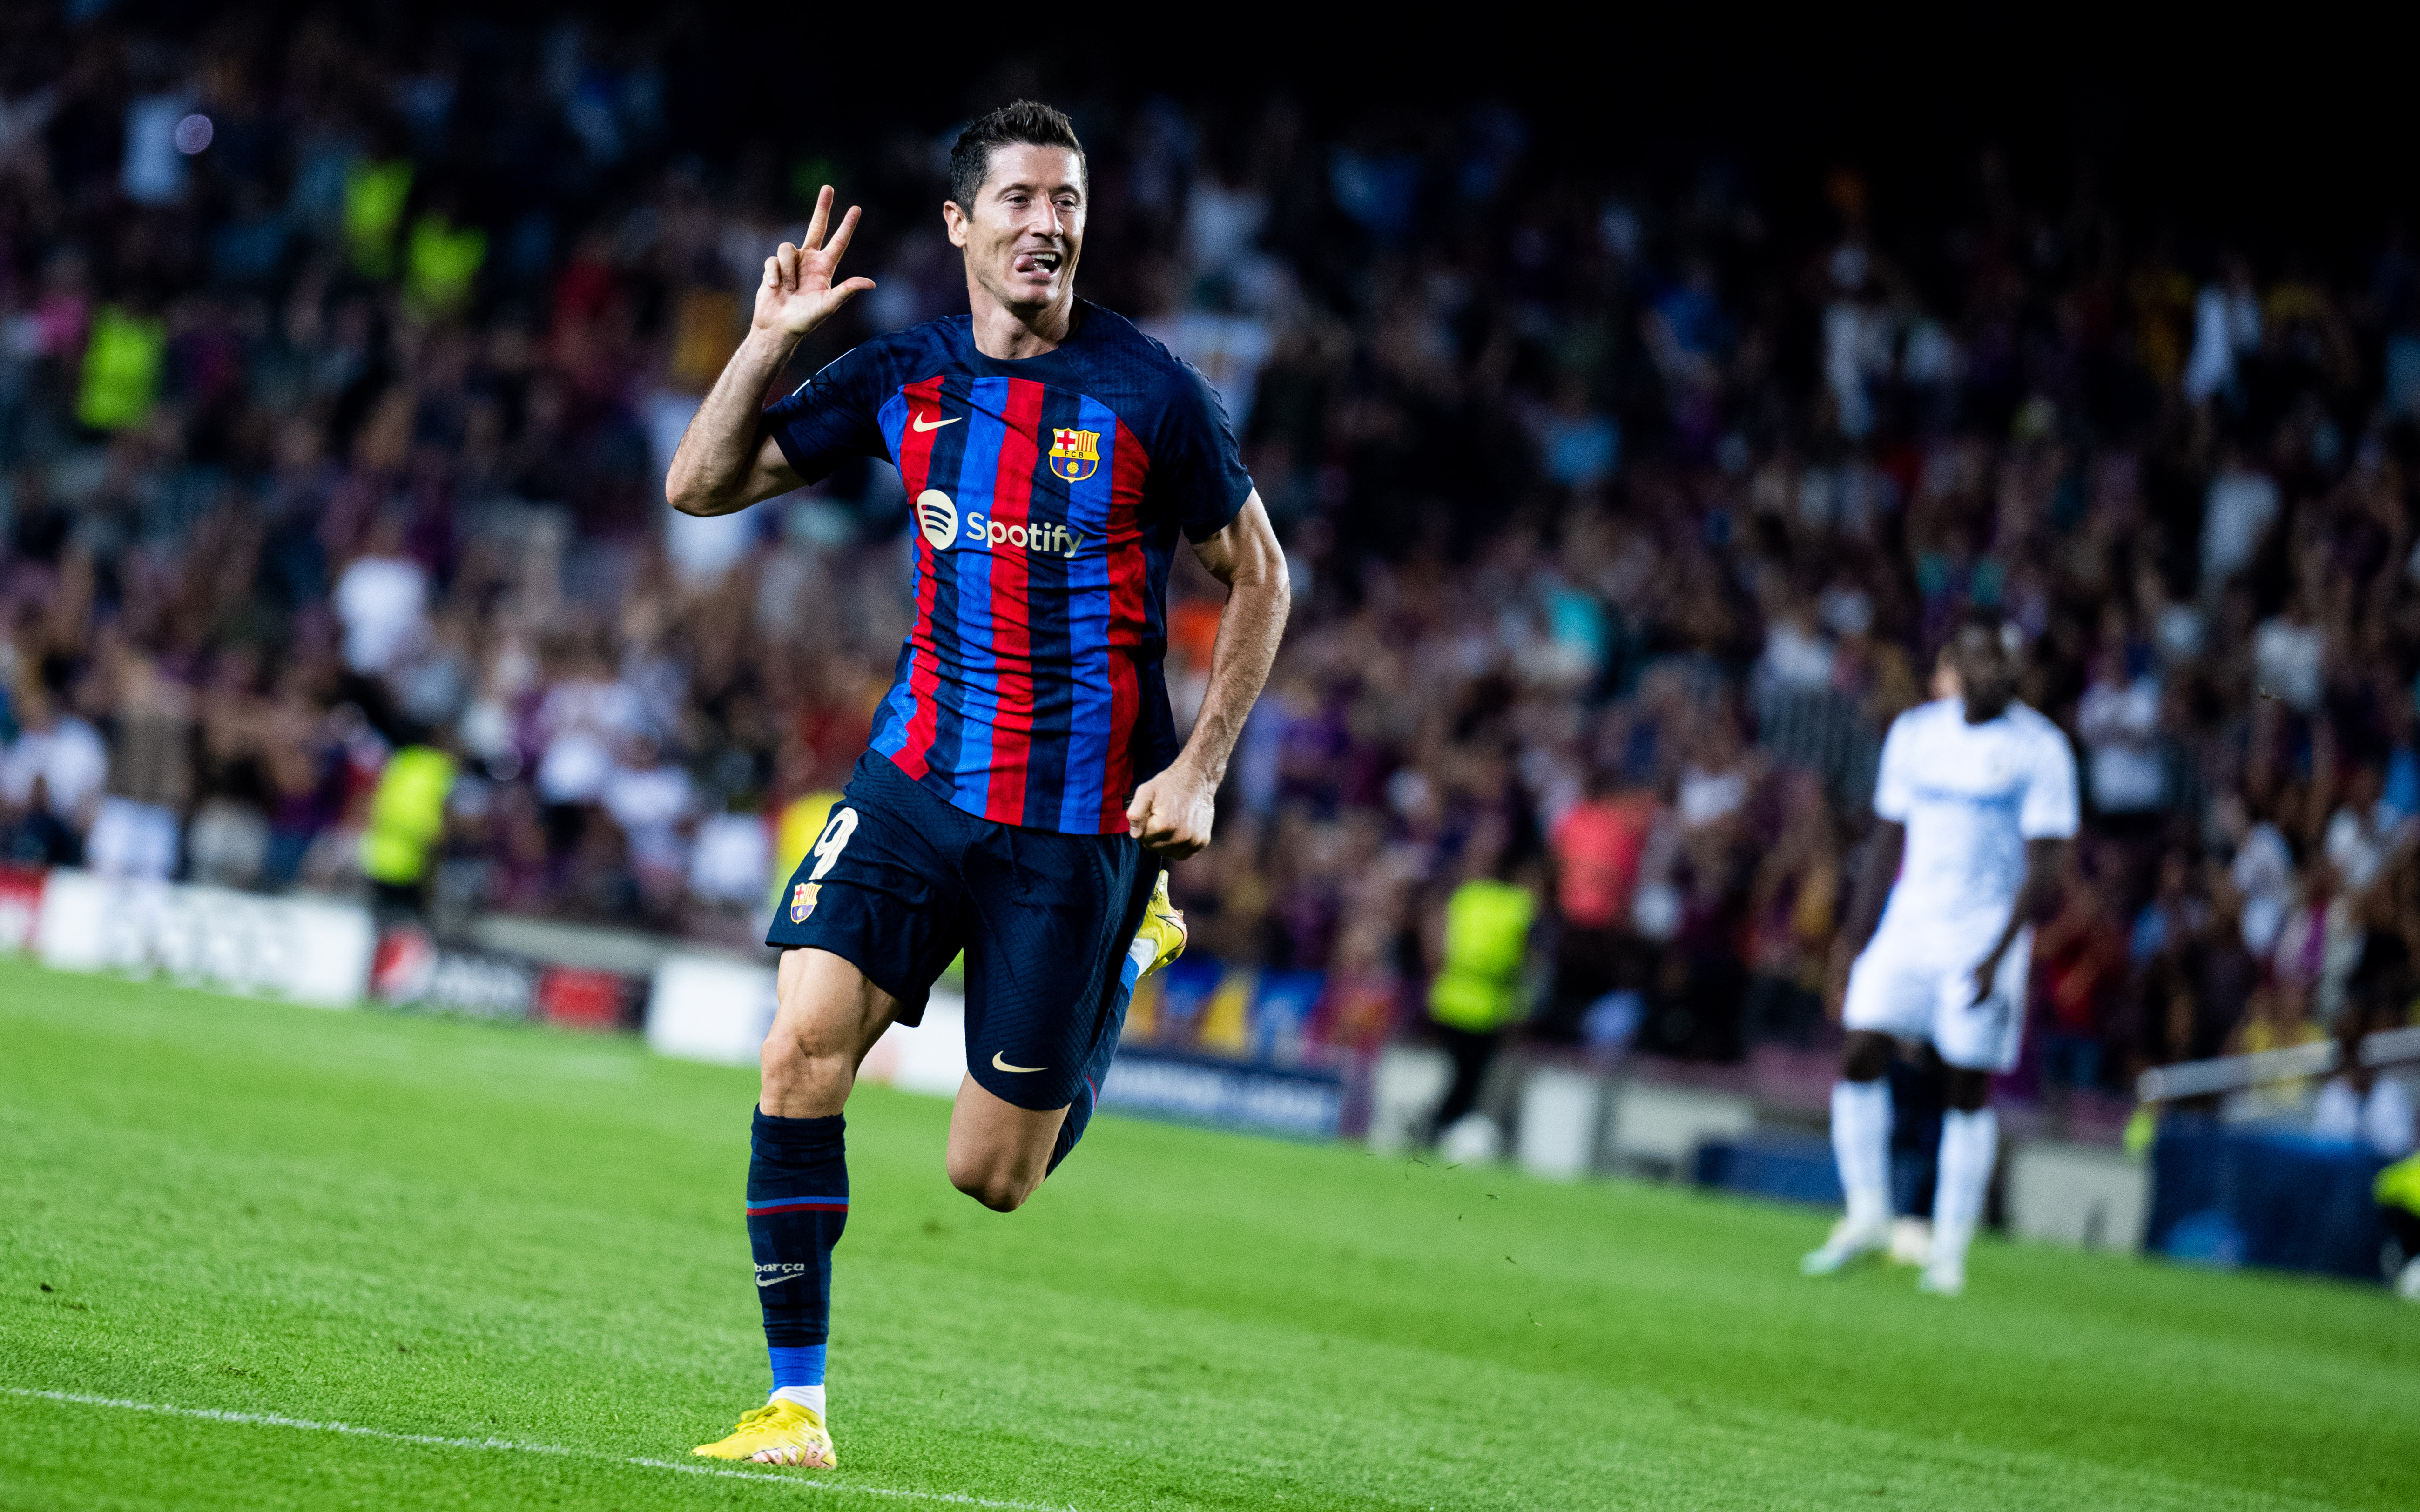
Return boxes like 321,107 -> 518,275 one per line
1873,697 -> 2078,937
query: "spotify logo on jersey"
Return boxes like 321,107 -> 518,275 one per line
915,488 -> 1092,559
917,490 -> 959,551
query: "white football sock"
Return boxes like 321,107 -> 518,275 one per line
1932,1106 -> 1998,1268
770,1384 -> 826,1417
1830,1079 -> 1893,1231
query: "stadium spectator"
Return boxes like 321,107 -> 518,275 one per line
1547,766 -> 1654,1026
2312,1004 -> 2418,1157
3,6 -> 2420,1130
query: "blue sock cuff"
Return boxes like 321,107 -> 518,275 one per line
753,1110 -> 844,1153
770,1344 -> 826,1389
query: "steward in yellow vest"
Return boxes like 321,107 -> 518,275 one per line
361,743 -> 459,915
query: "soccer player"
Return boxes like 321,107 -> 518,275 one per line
663,101 -> 1289,1466
1800,612 -> 2076,1296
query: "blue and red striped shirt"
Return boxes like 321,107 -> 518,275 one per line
764,302 -> 1252,835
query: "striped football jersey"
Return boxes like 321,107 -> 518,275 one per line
763,301 -> 1252,835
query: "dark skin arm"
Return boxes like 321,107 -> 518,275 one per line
1968,837 -> 2068,1009
1825,819 -> 1905,1016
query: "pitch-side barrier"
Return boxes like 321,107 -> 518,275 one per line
2134,1027 -> 2420,1103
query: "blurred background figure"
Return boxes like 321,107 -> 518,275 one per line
0,3 -> 2413,1151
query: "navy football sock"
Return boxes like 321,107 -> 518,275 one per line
746,1110 -> 847,1390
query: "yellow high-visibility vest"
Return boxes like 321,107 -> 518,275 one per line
2379,1151 -> 2420,1218
360,746 -> 458,886
1427,879 -> 1537,1032
75,306 -> 166,430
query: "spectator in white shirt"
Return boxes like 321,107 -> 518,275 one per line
2324,766 -> 2407,897
333,515 -> 430,676
603,732 -> 695,912
2184,255 -> 2261,403
2200,444 -> 2280,596
2252,595 -> 2326,713
534,646 -> 645,807
0,679 -> 108,833
2314,1007 -> 2418,1158
2076,649 -> 2164,819
2220,794 -> 2296,956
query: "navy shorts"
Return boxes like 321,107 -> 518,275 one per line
766,750 -> 1158,1113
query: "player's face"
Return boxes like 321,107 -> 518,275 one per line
1951,628 -> 2016,720
947,145 -> 1085,315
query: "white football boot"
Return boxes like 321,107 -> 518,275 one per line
1800,1216 -> 1893,1276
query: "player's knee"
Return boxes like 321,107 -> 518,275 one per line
759,1027 -> 851,1105
1841,1032 -> 1893,1082
948,1158 -> 1035,1213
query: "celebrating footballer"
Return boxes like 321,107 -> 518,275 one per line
664,100 -> 1290,1467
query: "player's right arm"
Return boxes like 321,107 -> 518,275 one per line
1826,819 -> 1904,1012
667,186 -> 874,517
1825,709 -> 1916,1013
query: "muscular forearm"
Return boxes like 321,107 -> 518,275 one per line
1173,563 -> 1289,786
667,329 -> 800,516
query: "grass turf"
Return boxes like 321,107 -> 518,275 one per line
1,956 -> 2414,1510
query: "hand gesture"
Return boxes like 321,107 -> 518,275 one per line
1126,765 -> 1217,860
1968,950 -> 2002,1009
754,185 -> 876,339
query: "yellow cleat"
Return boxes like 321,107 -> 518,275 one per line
1131,869 -> 1187,981
692,1399 -> 836,1467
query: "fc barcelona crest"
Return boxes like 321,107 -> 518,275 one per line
1048,427 -> 1100,482
790,881 -> 820,923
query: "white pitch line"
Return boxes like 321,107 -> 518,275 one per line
4,1388 -> 1079,1511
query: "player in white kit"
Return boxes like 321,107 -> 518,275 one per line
1801,613 -> 2078,1296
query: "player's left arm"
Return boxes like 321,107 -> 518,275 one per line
1126,491 -> 1290,859
1971,727 -> 2082,1005
1969,837 -> 2067,1006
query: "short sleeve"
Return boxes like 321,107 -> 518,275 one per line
1872,712 -> 1917,822
1151,361 -> 1254,542
760,345 -> 887,485
2018,727 -> 2082,840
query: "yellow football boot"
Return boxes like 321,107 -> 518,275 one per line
692,1399 -> 836,1467
1131,869 -> 1187,980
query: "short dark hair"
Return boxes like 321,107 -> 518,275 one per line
948,100 -> 1085,210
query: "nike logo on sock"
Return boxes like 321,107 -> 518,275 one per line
991,1051 -> 1046,1074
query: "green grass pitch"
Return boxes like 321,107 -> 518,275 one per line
3,956 -> 2416,1510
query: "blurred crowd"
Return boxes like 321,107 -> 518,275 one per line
7,11 -> 2420,1122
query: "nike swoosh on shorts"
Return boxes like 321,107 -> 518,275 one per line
991,1051 -> 1046,1073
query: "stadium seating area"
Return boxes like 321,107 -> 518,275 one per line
7,9 -> 2420,1122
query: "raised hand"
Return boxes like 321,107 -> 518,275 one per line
754,185 -> 876,339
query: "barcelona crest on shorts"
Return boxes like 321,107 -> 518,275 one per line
790,881 -> 819,923
1048,427 -> 1099,482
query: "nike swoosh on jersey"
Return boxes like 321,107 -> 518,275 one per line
911,413 -> 960,432
991,1051 -> 1046,1073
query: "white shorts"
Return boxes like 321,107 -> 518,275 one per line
1841,921 -> 2032,1073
